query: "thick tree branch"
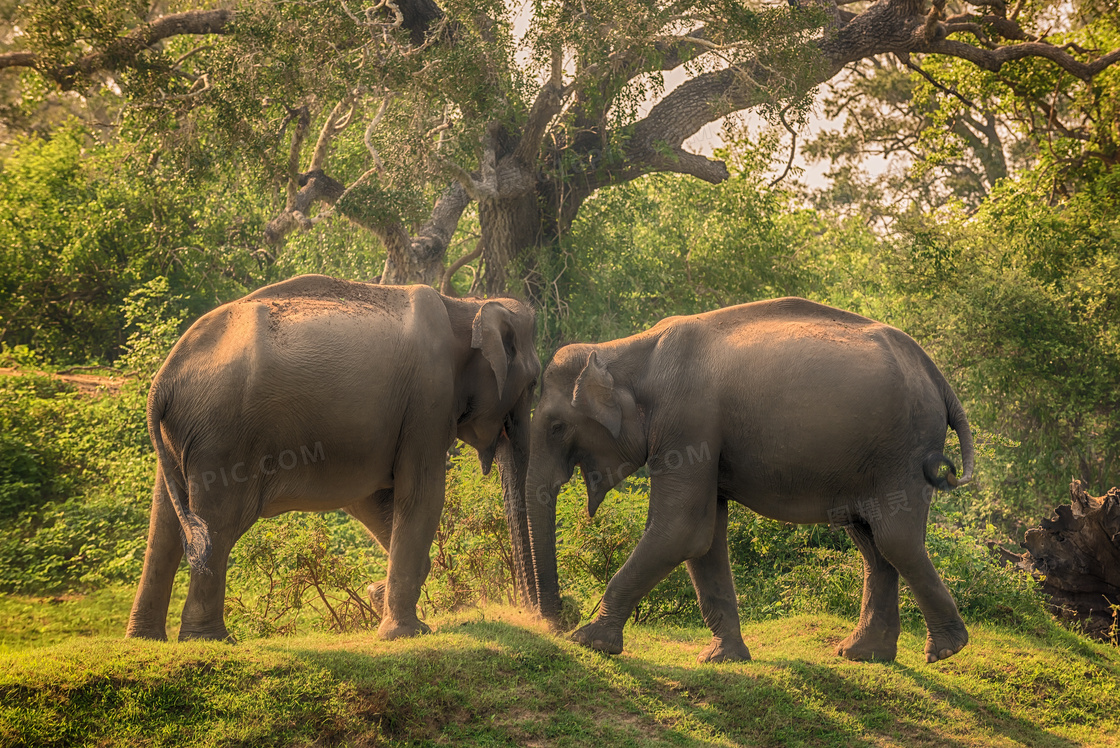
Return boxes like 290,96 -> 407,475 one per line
0,9 -> 234,90
924,40 -> 1120,81
586,0 -> 1120,191
513,50 -> 564,166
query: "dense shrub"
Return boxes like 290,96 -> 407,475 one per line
225,512 -> 383,639
0,373 -> 152,592
422,451 -> 523,613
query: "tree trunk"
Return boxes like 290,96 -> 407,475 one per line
1006,480 -> 1120,642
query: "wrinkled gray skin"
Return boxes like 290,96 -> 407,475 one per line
527,298 -> 974,664
126,275 -> 540,642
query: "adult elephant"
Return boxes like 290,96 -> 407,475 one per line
526,297 -> 974,664
126,274 -> 540,642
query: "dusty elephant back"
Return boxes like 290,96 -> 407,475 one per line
643,298 -> 957,522
147,279 -> 456,514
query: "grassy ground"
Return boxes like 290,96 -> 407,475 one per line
1,595 -> 1117,747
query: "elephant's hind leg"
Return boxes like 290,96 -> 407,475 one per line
126,466 -> 184,640
686,499 -> 751,663
178,486 -> 255,642
872,497 -> 968,663
837,519 -> 900,661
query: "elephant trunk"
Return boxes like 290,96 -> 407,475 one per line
496,395 -> 537,610
526,462 -> 562,623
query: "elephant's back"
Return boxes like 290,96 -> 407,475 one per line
672,302 -> 951,518
150,279 -> 453,472
161,278 -> 446,382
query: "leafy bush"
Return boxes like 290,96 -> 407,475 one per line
422,451 -> 524,614
0,375 -> 152,592
225,512 -> 383,639
116,277 -> 188,380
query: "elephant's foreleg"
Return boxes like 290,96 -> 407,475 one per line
345,489 -> 394,615
126,467 -> 184,640
377,461 -> 443,640
573,470 -> 718,655
873,505 -> 968,663
686,499 -> 751,663
837,519 -> 901,661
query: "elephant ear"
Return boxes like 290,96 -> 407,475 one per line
471,301 -> 513,398
572,351 -> 622,439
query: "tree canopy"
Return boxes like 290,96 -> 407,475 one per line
2,0 -> 1117,294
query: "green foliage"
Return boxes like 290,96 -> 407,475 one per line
878,165 -> 1120,529
0,122 -> 266,364
225,512 -> 382,639
422,451 -> 521,613
537,150 -> 816,351
0,376 -> 151,592
116,277 -> 187,380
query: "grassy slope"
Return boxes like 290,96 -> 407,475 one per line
2,602 -> 1118,747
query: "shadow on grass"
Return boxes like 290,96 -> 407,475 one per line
286,619 -> 1087,747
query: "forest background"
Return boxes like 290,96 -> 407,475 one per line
0,0 -> 1119,744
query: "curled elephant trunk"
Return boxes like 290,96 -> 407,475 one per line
526,463 -> 562,623
496,396 -> 538,610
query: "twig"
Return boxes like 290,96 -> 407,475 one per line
897,53 -> 976,110
768,104 -> 798,188
440,240 -> 483,295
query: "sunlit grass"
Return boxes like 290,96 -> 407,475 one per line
2,600 -> 1117,747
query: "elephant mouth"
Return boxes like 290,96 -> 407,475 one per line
457,397 -> 475,426
477,413 -> 515,476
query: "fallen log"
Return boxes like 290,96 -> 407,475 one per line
1010,480 -> 1120,642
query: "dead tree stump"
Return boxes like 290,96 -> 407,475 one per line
1011,480 -> 1120,641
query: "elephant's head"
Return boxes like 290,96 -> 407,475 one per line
526,344 -> 646,623
450,296 -> 541,606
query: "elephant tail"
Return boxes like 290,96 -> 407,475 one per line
147,384 -> 212,575
922,380 -> 975,491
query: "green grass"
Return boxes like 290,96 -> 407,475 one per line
2,601 -> 1117,747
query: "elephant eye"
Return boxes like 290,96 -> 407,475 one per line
550,421 -> 565,436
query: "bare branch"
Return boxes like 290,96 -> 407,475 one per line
440,238 -> 483,295
287,107 -> 311,209
310,94 -> 359,172
897,52 -> 977,109
362,94 -> 393,174
768,105 -> 799,188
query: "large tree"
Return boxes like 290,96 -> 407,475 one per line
2,0 -> 1118,295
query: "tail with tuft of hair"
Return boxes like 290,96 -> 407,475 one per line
922,390 -> 975,491
148,385 -> 212,575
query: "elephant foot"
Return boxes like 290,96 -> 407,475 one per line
697,636 -> 751,663
367,580 -> 387,614
178,625 -> 235,643
125,621 -> 167,641
571,620 -> 623,655
377,616 -> 431,640
925,621 -> 968,663
836,627 -> 899,662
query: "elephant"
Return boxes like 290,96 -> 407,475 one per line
526,297 -> 974,664
126,274 -> 541,642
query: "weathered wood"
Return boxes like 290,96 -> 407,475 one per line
1015,480 -> 1120,641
